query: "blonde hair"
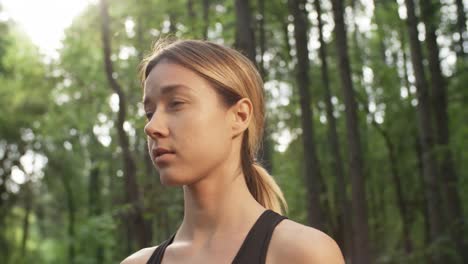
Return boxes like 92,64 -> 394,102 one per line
140,39 -> 287,214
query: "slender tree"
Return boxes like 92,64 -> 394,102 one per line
403,0 -> 444,262
373,0 -> 414,254
257,0 -> 266,79
421,0 -> 468,262
234,0 -> 256,62
331,0 -> 371,262
313,0 -> 352,258
88,134 -> 104,263
455,0 -> 467,58
288,0 -> 323,229
256,0 -> 274,172
234,0 -> 273,172
187,0 -> 196,34
20,180 -> 32,257
99,0 -> 150,250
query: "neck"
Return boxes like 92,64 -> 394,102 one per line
177,163 -> 265,242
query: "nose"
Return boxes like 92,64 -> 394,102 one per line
144,110 -> 169,139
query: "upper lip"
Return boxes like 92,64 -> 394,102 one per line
153,147 -> 174,158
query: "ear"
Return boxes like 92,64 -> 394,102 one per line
230,98 -> 253,138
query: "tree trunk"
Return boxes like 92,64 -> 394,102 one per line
331,0 -> 371,263
288,0 -> 323,229
187,0 -> 196,34
373,0 -> 387,63
234,0 -> 273,172
415,137 -> 433,264
256,0 -> 273,172
60,171 -> 75,264
257,0 -> 266,79
455,0 -> 467,58
202,0 -> 210,39
371,1 -> 414,254
234,0 -> 256,62
421,1 -> 468,262
20,182 -> 32,257
88,160 -> 104,263
403,0 -> 444,262
350,0 -> 365,77
169,12 -> 177,34
313,0 -> 352,259
99,0 -> 150,250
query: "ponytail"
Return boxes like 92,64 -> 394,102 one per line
241,136 -> 288,215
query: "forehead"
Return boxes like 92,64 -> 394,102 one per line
143,61 -> 214,100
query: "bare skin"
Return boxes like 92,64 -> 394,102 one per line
121,61 -> 344,264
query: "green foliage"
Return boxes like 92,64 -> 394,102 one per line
1,0 -> 467,263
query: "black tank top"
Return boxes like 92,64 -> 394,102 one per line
146,210 -> 288,264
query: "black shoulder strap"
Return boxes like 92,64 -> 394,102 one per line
232,210 -> 288,264
146,233 -> 176,264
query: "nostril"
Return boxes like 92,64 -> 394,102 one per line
144,119 -> 169,138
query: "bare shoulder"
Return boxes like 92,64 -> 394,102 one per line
269,219 -> 345,264
120,246 -> 157,264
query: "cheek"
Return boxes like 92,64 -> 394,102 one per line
146,136 -> 153,151
173,111 -> 230,163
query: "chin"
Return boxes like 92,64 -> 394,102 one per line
158,170 -> 193,186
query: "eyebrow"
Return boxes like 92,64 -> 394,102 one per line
143,84 -> 192,106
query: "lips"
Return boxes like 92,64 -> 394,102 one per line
152,147 -> 175,158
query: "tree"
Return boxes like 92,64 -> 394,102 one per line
234,0 -> 274,172
421,0 -> 468,262
288,0 -> 324,229
234,0 -> 256,61
455,0 -> 467,58
403,0 -> 444,262
313,0 -> 352,258
99,0 -> 150,250
330,0 -> 371,263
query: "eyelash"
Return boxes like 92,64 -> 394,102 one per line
169,101 -> 184,107
145,101 -> 184,120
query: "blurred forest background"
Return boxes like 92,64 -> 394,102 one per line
0,0 -> 467,263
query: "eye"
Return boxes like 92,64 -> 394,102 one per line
145,112 -> 154,120
169,100 -> 184,108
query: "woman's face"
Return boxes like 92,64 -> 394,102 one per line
143,60 -> 235,185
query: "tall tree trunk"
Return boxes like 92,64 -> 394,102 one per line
99,0 -> 150,250
313,0 -> 352,259
331,0 -> 371,263
168,12 -> 177,34
88,161 -> 104,263
20,182 -> 32,257
234,0 -> 256,62
372,0 -> 414,254
202,0 -> 210,39
257,0 -> 266,80
373,0 -> 387,63
415,137 -> 433,264
421,1 -> 468,262
350,0 -> 365,77
256,0 -> 273,172
455,0 -> 467,58
187,0 -> 196,34
234,0 -> 273,172
403,0 -> 444,262
288,0 -> 323,229
60,171 -> 75,264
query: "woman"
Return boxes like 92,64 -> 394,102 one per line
122,39 -> 344,264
